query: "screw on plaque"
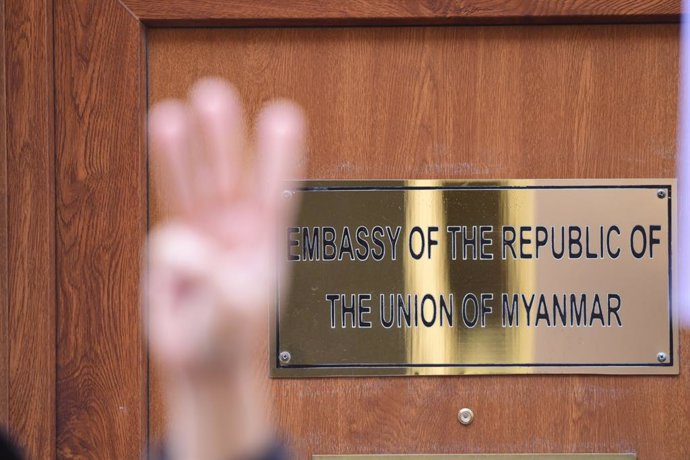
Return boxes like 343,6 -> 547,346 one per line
279,351 -> 291,364
282,190 -> 293,200
457,408 -> 474,426
657,352 -> 667,363
657,189 -> 667,199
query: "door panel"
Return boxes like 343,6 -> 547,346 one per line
147,25 -> 687,458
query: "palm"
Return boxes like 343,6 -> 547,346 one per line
145,79 -> 305,375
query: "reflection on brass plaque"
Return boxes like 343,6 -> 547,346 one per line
313,455 -> 636,459
271,180 -> 677,377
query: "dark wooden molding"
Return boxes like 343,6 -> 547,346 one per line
121,0 -> 680,26
54,0 -> 147,457
5,0 -> 56,457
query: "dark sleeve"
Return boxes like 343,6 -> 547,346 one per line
254,441 -> 289,460
152,439 -> 290,460
0,428 -> 23,460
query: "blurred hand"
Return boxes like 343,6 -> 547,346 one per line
145,78 -> 305,459
146,78 -> 305,377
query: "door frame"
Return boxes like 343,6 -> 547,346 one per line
1,0 -> 681,457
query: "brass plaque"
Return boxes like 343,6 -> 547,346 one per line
272,180 -> 677,377
314,456 -> 635,459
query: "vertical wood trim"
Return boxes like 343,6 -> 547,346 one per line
5,0 -> 56,457
0,0 -> 8,427
54,0 -> 147,457
140,15 -> 150,454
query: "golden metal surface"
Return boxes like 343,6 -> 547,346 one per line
271,180 -> 677,377
313,455 -> 635,459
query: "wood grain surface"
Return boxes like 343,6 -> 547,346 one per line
123,0 -> 680,26
148,25 -> 687,459
5,0 -> 56,457
54,0 -> 147,458
0,0 -> 7,428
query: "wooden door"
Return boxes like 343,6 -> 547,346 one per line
1,1 -> 686,458
146,24 -> 686,458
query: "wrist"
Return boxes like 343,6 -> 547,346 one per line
164,368 -> 273,460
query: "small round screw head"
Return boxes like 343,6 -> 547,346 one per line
282,190 -> 293,200
657,352 -> 667,363
279,351 -> 291,364
657,189 -> 667,199
457,408 -> 474,426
